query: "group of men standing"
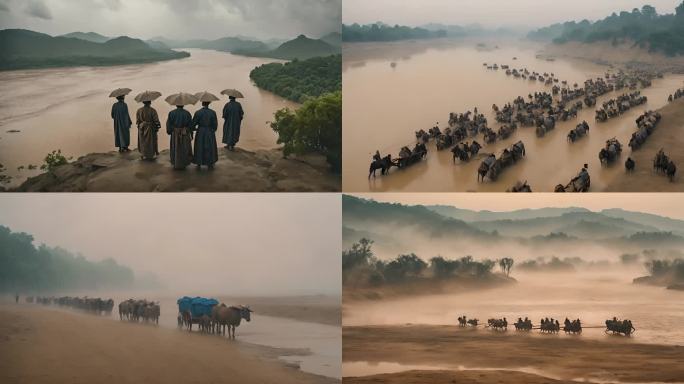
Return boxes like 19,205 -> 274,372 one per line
110,96 -> 244,169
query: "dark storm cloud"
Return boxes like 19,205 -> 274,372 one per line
1,0 -> 340,40
219,0 -> 341,31
24,0 -> 52,19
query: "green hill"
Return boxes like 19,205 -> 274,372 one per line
528,2 -> 684,56
249,54 -> 341,103
320,32 -> 341,47
0,29 -> 190,70
60,31 -> 110,43
261,34 -> 338,60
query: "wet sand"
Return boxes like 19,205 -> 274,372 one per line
605,97 -> 684,191
345,369 -> 578,384
343,325 -> 684,383
0,305 -> 337,384
10,147 -> 340,192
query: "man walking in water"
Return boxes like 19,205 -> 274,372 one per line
111,95 -> 132,153
222,96 -> 244,151
15,293 -> 19,303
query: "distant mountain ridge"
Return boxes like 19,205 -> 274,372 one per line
345,195 -> 684,240
60,31 -> 110,43
153,34 -> 339,60
0,29 -> 189,70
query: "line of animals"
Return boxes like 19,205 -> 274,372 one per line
367,64 -> 677,190
118,299 -> 160,324
27,296 -> 114,316
595,92 -> 648,122
667,88 -> 683,102
457,315 -> 635,336
178,303 -> 253,339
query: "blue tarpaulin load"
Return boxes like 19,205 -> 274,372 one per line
177,296 -> 219,318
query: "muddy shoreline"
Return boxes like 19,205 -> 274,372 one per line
343,324 -> 684,383
6,147 -> 340,192
0,304 -> 338,384
604,97 -> 684,191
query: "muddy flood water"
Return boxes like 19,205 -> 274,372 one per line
0,49 -> 297,187
343,270 -> 684,347
342,39 -> 684,192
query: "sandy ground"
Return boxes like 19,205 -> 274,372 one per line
344,370 -> 580,384
7,147 -> 340,192
604,97 -> 684,191
222,295 -> 341,326
0,305 -> 338,384
343,325 -> 684,383
541,41 -> 684,72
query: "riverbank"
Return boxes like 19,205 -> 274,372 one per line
343,275 -> 516,302
345,370 -> 578,384
343,324 -> 684,383
218,295 -> 341,326
540,40 -> 684,73
604,97 -> 684,191
8,147 -> 340,192
0,305 -> 337,384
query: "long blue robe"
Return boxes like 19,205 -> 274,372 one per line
111,100 -> 132,148
166,107 -> 193,169
191,106 -> 218,166
222,100 -> 244,146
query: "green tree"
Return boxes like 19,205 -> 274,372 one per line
270,91 -> 341,172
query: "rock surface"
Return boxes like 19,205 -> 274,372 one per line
12,147 -> 340,192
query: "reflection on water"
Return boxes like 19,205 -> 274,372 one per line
342,39 -> 684,192
0,49 -> 298,186
344,271 -> 684,346
101,295 -> 340,379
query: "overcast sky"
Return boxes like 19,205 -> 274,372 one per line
343,0 -> 680,29
351,193 -> 684,220
0,0 -> 340,40
0,194 -> 341,296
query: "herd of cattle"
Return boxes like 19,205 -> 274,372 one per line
26,296 -> 114,315
24,295 -> 254,339
367,63 -> 678,190
457,315 -> 635,336
178,303 -> 253,339
118,299 -> 160,324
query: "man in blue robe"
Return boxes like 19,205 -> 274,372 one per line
111,95 -> 132,152
191,102 -> 218,168
166,106 -> 193,170
222,96 -> 244,150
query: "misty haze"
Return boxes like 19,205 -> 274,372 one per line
342,193 -> 684,383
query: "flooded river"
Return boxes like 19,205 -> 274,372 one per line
343,270 -> 684,347
342,39 -> 684,192
0,49 -> 297,186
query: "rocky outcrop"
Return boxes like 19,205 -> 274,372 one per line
12,147 -> 340,192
